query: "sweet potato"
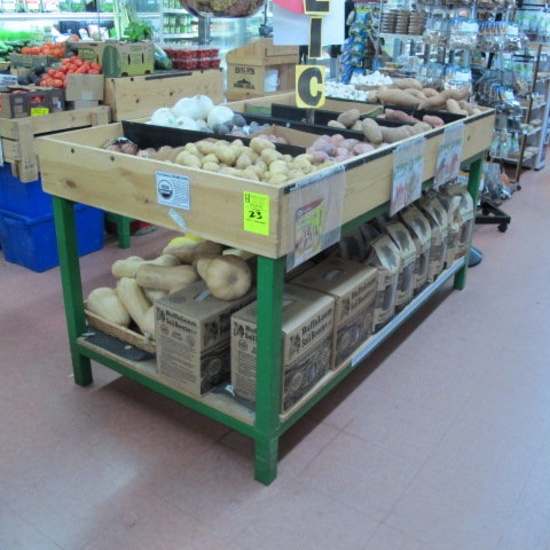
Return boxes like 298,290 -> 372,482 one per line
418,89 -> 453,111
337,109 -> 361,128
384,108 -> 422,124
421,88 -> 439,98
394,78 -> 423,90
446,98 -> 468,116
361,118 -> 383,145
381,125 -> 413,144
422,114 -> 445,127
377,87 -> 422,108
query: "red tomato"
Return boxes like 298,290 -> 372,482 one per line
47,68 -> 56,77
87,69 -> 100,74
51,79 -> 63,88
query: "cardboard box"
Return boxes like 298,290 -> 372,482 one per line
226,39 -> 299,101
155,281 -> 256,397
0,87 -> 65,119
291,257 -> 377,370
231,283 -> 334,413
77,41 -> 154,78
8,53 -> 58,69
65,74 -> 104,101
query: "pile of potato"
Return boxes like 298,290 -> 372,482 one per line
106,135 -> 335,185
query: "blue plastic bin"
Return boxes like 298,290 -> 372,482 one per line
0,205 -> 105,272
0,165 -> 52,217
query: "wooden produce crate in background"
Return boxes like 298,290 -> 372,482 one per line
226,39 -> 299,101
103,69 -> 224,121
0,105 -> 110,182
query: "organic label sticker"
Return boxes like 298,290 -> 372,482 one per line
156,171 -> 190,210
243,192 -> 270,235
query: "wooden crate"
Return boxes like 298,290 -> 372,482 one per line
37,108 -> 495,259
85,308 -> 156,354
103,69 -> 224,121
226,39 -> 299,101
0,105 -> 110,183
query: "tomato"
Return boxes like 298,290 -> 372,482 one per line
62,58 -> 72,65
87,69 -> 100,75
90,62 -> 101,72
54,71 -> 65,80
51,79 -> 63,88
30,46 -> 41,55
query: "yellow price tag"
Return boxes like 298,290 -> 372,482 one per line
30,107 -> 50,117
243,192 -> 270,235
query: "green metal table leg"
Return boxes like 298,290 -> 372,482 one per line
455,155 -> 483,290
105,212 -> 132,249
52,196 -> 93,386
253,255 -> 286,485
116,214 -> 132,249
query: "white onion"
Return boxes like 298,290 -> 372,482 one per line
150,107 -> 177,127
207,105 -> 234,128
172,97 -> 203,120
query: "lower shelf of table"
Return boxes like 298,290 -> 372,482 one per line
77,256 -> 465,438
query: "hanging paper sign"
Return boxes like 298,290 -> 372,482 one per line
272,1 -> 344,49
391,138 -> 426,217
296,65 -> 326,108
434,123 -> 465,188
287,165 -> 345,270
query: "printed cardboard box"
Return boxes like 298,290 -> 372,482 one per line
77,41 -> 154,78
0,87 -> 64,118
231,283 -> 334,413
291,257 -> 377,370
155,280 -> 256,397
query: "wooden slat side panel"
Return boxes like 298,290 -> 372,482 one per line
38,137 -> 285,258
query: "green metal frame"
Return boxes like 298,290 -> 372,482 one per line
51,153 -> 485,486
104,211 -> 133,249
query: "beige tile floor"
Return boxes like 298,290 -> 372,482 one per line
1,155 -> 549,550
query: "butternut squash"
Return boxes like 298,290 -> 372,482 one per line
194,255 -> 252,301
86,287 -> 131,327
115,278 -> 154,336
162,240 -> 223,264
112,254 -> 180,279
136,264 -> 199,293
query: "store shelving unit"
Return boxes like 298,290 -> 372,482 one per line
37,98 -> 494,485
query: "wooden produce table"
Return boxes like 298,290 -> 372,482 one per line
0,106 -> 110,183
37,105 -> 495,484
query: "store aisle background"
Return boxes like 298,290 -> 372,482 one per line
1,158 -> 549,550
